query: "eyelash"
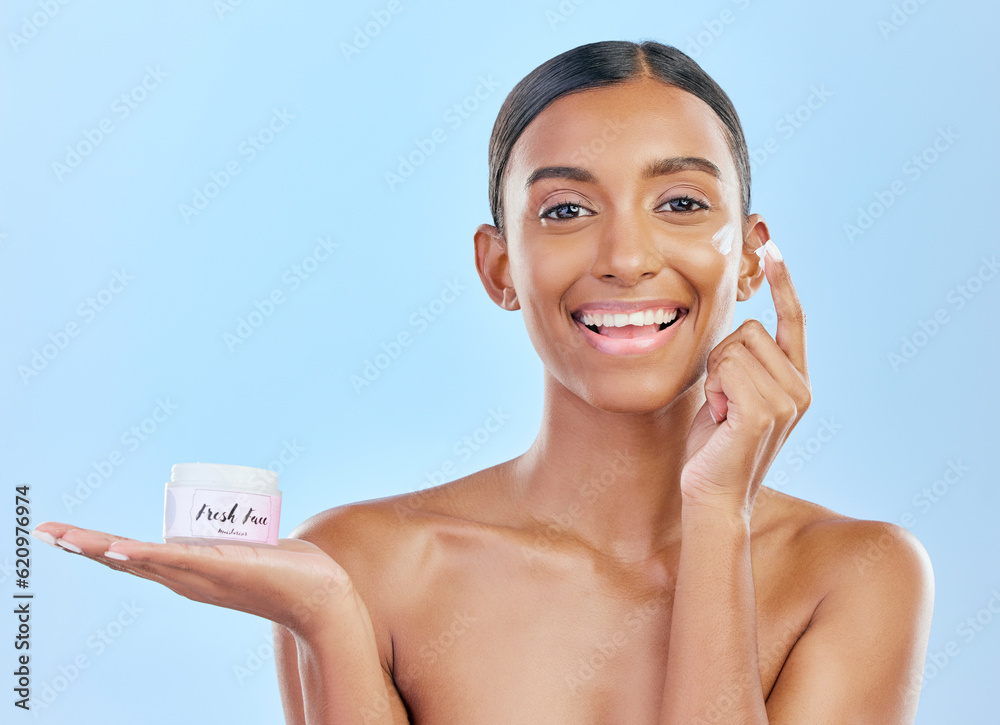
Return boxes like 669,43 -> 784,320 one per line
539,195 -> 711,220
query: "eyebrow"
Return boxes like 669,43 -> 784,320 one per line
524,156 -> 722,189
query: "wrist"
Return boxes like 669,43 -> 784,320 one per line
290,591 -> 380,671
680,493 -> 752,530
680,471 -> 755,517
288,573 -> 368,642
287,584 -> 391,725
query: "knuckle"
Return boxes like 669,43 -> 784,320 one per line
708,341 -> 732,368
778,305 -> 803,322
755,411 -> 773,431
717,355 -> 740,373
776,399 -> 797,421
743,408 -> 769,431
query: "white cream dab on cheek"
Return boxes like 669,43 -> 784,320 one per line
710,221 -> 738,255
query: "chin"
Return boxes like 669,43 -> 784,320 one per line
566,370 -> 692,415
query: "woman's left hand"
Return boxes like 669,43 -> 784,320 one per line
681,240 -> 812,517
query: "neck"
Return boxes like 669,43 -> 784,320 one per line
507,369 -> 705,564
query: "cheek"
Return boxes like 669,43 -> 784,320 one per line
511,235 -> 584,294
517,248 -> 581,325
683,241 -> 739,332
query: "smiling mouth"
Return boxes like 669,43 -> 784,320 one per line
574,308 -> 687,338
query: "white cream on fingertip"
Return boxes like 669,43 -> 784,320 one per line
756,239 -> 782,263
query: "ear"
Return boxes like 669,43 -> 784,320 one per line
736,213 -> 771,302
474,223 -> 520,310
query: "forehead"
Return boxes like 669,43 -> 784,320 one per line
505,77 -> 736,191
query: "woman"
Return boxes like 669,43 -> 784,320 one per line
33,40 -> 934,724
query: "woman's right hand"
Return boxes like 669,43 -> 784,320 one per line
31,521 -> 362,640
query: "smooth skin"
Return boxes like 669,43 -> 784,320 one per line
34,76 -> 934,724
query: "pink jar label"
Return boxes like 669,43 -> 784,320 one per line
163,486 -> 280,544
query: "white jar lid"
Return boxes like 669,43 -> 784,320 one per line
170,463 -> 279,493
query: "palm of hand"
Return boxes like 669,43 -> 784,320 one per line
33,523 -> 354,638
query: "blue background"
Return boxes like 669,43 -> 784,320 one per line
2,1 -> 998,723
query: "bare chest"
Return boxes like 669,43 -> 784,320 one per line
387,536 -> 813,724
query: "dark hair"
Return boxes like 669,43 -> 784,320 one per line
487,40 -> 751,236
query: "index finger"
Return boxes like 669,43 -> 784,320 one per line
756,240 -> 808,379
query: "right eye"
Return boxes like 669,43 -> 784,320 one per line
540,202 -> 595,220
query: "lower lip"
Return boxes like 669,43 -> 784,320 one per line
573,312 -> 687,356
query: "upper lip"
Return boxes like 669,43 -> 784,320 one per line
571,299 -> 690,319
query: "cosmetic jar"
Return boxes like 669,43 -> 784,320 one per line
163,463 -> 281,547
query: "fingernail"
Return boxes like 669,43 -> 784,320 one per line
709,407 -> 718,424
31,529 -> 58,547
104,551 -> 129,561
764,239 -> 783,262
55,538 -> 83,554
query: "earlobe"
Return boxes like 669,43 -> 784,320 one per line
474,223 -> 519,311
735,214 -> 771,302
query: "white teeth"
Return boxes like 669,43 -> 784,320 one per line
579,307 -> 681,328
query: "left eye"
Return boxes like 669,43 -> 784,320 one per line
660,196 -> 709,213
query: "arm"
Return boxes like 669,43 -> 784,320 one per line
32,511 -> 412,723
661,243 -> 932,722
658,514 -> 935,725
764,522 -> 934,724
274,598 -> 411,724
274,519 -> 411,724
659,238 -> 803,724
658,503 -> 767,724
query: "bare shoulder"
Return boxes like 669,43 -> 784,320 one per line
758,489 -> 935,720
288,491 -> 441,587
283,481 -> 478,679
755,485 -> 934,602
286,472 -> 492,590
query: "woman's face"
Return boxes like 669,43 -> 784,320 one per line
476,76 -> 768,413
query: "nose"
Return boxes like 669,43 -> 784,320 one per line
590,206 -> 664,286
